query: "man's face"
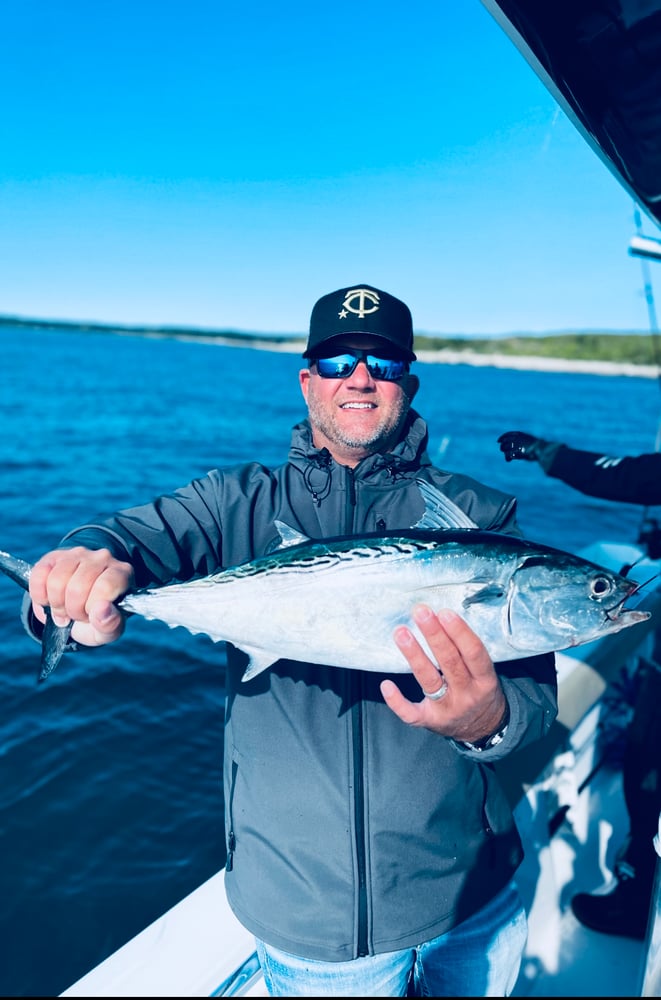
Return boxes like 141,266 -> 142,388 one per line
298,337 -> 419,467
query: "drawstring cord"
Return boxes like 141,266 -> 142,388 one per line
303,452 -> 333,507
302,452 -> 415,507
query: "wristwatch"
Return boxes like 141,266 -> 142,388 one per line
456,722 -> 509,752
454,705 -> 510,753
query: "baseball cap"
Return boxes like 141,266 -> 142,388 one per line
303,284 -> 417,362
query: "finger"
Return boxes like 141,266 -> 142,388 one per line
70,603 -> 126,647
88,599 -> 126,639
31,601 -> 47,626
82,564 -> 134,619
393,612 -> 451,694
430,609 -> 495,682
29,552 -> 63,611
406,605 -> 476,688
29,551 -> 81,625
380,678 -> 428,727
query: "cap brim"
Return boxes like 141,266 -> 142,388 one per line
303,333 -> 416,362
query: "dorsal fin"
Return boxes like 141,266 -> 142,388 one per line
273,520 -> 310,548
413,479 -> 479,530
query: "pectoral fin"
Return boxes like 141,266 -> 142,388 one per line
462,585 -> 506,608
240,648 -> 282,682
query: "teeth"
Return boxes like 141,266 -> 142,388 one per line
341,403 -> 374,409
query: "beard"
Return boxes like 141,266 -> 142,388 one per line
306,389 -> 411,455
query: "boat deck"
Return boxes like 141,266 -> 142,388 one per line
513,763 -> 648,997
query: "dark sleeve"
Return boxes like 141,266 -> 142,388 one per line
58,471 -> 232,588
544,446 -> 661,506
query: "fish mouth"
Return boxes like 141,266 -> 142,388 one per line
604,574 -> 656,622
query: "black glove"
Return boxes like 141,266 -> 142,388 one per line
497,431 -> 542,462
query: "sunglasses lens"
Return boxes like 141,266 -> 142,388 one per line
366,356 -> 408,380
315,354 -> 358,378
315,352 -> 408,381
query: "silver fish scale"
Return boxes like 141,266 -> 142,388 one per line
223,536 -> 441,583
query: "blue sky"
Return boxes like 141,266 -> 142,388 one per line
2,0 -> 660,337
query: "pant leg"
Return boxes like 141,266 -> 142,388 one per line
412,879 -> 527,997
255,940 -> 415,997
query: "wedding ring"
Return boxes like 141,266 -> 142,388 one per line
423,680 -> 449,701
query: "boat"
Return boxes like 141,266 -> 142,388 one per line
60,1 -> 661,995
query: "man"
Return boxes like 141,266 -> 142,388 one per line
24,286 -> 557,997
498,429 -> 661,942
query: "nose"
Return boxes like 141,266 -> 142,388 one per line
345,360 -> 374,387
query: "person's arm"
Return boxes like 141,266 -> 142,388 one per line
25,470 -> 232,648
498,431 -> 661,506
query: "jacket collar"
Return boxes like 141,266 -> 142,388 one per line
288,409 -> 431,478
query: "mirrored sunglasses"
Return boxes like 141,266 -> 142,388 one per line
313,350 -> 409,382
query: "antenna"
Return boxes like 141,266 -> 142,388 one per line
629,205 -> 661,558
629,205 -> 661,419
630,205 -> 660,341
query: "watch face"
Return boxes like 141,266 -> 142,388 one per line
460,723 -> 508,753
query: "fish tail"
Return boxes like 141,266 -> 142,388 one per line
0,549 -> 32,590
0,549 -> 70,683
39,613 -> 74,682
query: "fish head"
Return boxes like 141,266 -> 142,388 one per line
506,551 -> 650,654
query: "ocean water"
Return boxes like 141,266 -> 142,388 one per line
1,326 -> 660,997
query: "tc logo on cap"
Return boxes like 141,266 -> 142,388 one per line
339,288 -> 381,321
304,282 -> 416,361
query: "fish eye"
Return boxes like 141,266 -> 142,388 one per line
590,575 -> 614,599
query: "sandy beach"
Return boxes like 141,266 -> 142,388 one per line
412,347 -> 659,378
132,330 -> 659,379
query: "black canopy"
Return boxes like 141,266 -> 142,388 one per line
481,1 -> 661,229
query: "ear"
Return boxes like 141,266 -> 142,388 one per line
401,373 -> 420,402
299,367 -> 311,401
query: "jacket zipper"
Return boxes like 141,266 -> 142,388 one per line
226,759 -> 238,872
343,468 -> 369,955
352,691 -> 369,956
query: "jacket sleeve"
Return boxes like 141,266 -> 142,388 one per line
19,472 -> 233,646
541,445 -> 661,506
55,469 -> 243,588
55,462 -> 283,588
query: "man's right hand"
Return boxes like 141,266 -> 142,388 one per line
497,430 -> 543,462
29,546 -> 135,647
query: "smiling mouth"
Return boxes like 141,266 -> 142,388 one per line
340,402 -> 376,409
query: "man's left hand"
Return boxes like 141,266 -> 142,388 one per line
380,605 -> 507,741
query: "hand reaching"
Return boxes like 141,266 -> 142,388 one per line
497,431 -> 543,462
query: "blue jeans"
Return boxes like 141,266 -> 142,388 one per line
256,879 -> 527,997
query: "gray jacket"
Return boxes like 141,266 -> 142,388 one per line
51,411 -> 557,961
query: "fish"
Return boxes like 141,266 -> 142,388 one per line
0,522 -> 651,684
0,477 -> 477,683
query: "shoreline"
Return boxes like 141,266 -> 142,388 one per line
129,330 -> 660,379
6,320 -> 658,378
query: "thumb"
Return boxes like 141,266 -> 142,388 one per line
82,601 -> 126,645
